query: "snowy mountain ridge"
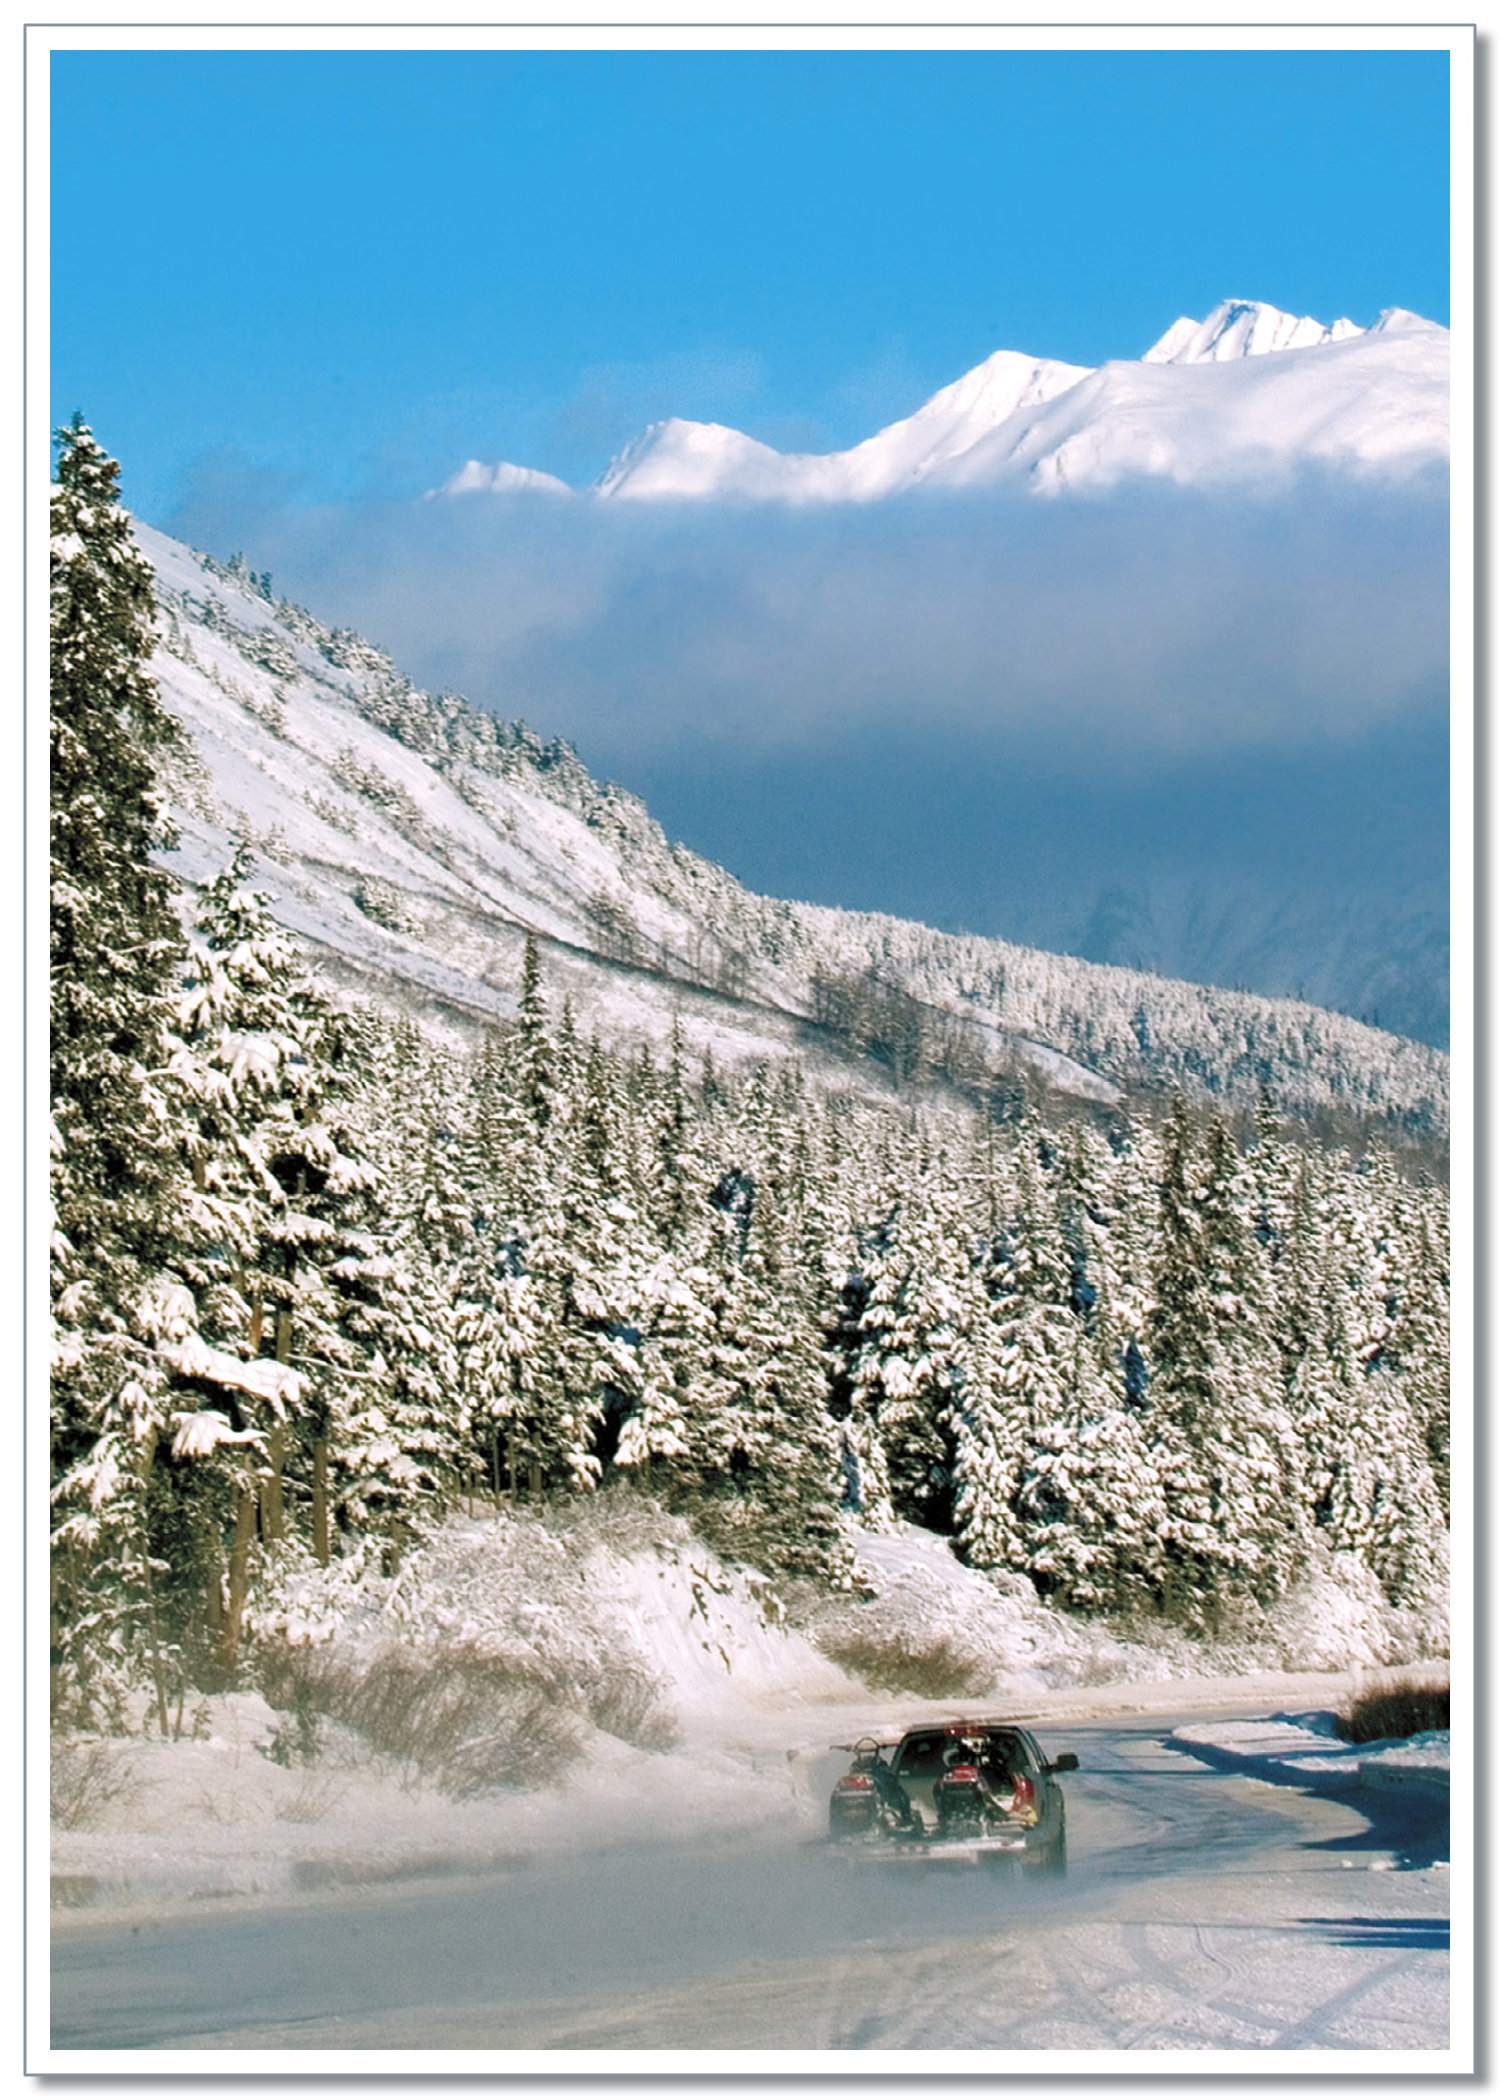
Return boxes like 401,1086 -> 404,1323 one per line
1143,296 -> 1361,365
137,520 -> 1448,1137
435,298 -> 1449,505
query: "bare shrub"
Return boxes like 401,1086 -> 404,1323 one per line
816,1623 -> 998,1700
543,1479 -> 690,1558
256,1638 -> 582,1796
190,1780 -> 265,1825
1339,1665 -> 1450,1744
274,1771 -> 349,1823
51,1740 -> 138,1831
582,1660 -> 679,1751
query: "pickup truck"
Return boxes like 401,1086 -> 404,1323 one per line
828,1717 -> 1076,1873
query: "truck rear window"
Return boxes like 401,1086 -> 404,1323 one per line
896,1731 -> 1030,1780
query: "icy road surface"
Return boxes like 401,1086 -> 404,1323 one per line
51,1710 -> 1450,2059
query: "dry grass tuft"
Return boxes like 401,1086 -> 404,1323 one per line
1339,1665 -> 1450,1744
815,1623 -> 997,1700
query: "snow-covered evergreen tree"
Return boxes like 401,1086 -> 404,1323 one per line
1387,1185 -> 1451,1517
50,420 -> 198,1716
455,977 -> 573,1499
1012,1119 -> 1168,1612
1143,1098 -> 1226,1619
1195,1115 -> 1305,1602
957,1123 -> 1076,1571
173,863 -> 433,1616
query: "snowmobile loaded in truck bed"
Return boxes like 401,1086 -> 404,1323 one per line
827,1718 -> 1077,1872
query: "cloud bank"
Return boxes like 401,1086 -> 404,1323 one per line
162,465 -> 1450,1043
167,467 -> 1447,765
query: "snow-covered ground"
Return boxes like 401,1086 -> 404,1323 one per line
51,1512 -> 1447,1922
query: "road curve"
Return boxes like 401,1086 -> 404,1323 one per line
50,1713 -> 1451,2056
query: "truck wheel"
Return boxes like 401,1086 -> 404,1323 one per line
1025,1825 -> 1067,1878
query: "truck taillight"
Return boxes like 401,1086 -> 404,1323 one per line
1011,1774 -> 1036,1812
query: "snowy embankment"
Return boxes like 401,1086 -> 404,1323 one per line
52,1510 -> 1446,1919
1173,1716 -> 1450,1796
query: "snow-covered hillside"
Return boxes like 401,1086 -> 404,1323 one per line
139,520 -> 1448,1135
434,300 -> 1448,506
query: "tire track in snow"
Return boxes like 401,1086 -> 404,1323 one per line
1113,1920 -> 1289,2047
1268,1949 -> 1442,2049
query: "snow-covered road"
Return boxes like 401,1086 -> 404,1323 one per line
50,1708 -> 1451,2064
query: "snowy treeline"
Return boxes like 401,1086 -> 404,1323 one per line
150,535 -> 1448,1136
51,425 -> 1450,1730
53,890 -> 1450,1699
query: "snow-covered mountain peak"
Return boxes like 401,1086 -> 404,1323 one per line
592,417 -> 791,501
943,345 -> 1086,409
1370,305 -> 1446,338
430,459 -> 573,499
592,352 -> 1097,504
826,348 -> 1093,496
1143,298 -> 1362,366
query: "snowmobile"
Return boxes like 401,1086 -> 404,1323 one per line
826,1737 -> 922,1843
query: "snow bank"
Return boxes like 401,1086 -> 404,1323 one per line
49,1680 -> 827,1918
813,1525 -> 1155,1695
811,1525 -> 1447,1696
51,1503 -> 868,1915
1357,1732 -> 1452,1794
1172,1716 -> 1450,1796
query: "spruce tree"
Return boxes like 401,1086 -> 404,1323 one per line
959,1124 -> 1076,1570
457,975 -> 573,1499
174,860 -> 418,1622
1387,1188 -> 1450,1518
826,1202 -> 902,1523
50,419 -> 194,1716
1143,1098 -> 1223,1618
1195,1115 -> 1305,1602
949,1248 -> 1029,1573
50,417 -> 185,1262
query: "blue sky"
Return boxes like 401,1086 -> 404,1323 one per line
49,44 -> 1453,1043
52,48 -> 1449,513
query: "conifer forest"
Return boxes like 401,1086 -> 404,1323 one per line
50,421 -> 1452,1729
